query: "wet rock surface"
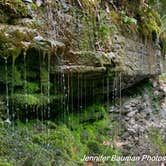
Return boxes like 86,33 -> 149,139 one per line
0,0 -> 163,99
0,1 -> 165,166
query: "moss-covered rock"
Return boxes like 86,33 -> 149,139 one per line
0,0 -> 29,21
0,119 -> 121,166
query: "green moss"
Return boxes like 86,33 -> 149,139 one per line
0,121 -> 82,165
71,118 -> 121,164
32,125 -> 78,160
0,64 -> 23,90
0,29 -> 34,58
10,93 -> 62,107
0,0 -> 29,19
79,105 -> 106,123
149,127 -> 166,155
0,159 -> 13,166
135,7 -> 162,39
108,3 -> 162,40
0,111 -> 121,165
11,94 -> 40,106
26,82 -> 39,94
64,104 -> 107,129
0,9 -> 8,23
30,3 -> 37,11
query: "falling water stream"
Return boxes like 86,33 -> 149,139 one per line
1,1 -> 125,161
70,72 -> 74,127
39,49 -> 44,130
23,51 -> 30,141
1,1 -> 164,165
0,0 -> 122,133
47,54 -> 51,148
84,75 -> 87,110
4,57 -> 10,123
11,56 -> 16,134
106,76 -> 110,110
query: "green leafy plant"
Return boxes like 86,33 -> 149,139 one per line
149,127 -> 166,155
160,15 -> 166,55
123,16 -> 137,24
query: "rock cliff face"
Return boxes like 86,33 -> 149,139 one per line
0,1 -> 166,166
108,78 -> 166,166
0,0 -> 164,112
59,33 -> 163,90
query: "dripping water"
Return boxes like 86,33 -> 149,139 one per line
62,68 -> 67,122
24,52 -> 28,124
11,56 -> 16,134
84,75 -> 87,110
110,72 -> 118,136
106,76 -> 110,110
4,57 -> 10,123
70,72 -> 74,128
47,54 -> 51,148
66,73 -> 70,122
119,72 -> 122,118
23,51 -> 29,141
80,73 -> 83,111
39,50 -> 44,131
102,78 -> 105,104
77,72 -> 80,122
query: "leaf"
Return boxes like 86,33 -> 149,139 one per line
130,18 -> 138,24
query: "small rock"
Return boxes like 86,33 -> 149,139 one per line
129,118 -> 135,125
154,90 -> 159,96
34,35 -> 44,41
127,128 -> 137,134
4,118 -> 11,125
127,111 -> 137,117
